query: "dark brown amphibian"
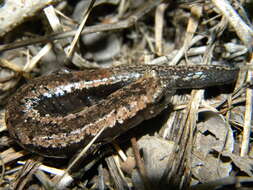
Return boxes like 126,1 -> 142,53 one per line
5,64 -> 239,158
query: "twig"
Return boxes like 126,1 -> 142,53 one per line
0,0 -> 62,36
170,5 -> 203,65
241,54 -> 253,156
67,0 -> 95,58
155,3 -> 168,55
212,0 -> 253,49
55,125 -> 107,188
0,0 -> 164,52
131,137 -> 152,190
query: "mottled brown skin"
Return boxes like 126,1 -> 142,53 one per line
5,64 -> 239,158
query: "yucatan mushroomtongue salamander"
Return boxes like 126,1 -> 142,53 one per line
5,64 -> 239,158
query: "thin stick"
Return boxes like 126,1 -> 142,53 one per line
212,0 -> 253,48
241,54 -> 253,156
67,0 -> 95,58
0,0 -> 164,52
55,125 -> 107,188
131,137 -> 152,190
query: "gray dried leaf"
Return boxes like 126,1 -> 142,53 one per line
192,111 -> 234,182
81,33 -> 121,62
131,135 -> 175,189
219,151 -> 253,177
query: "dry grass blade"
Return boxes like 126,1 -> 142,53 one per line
0,0 -> 164,52
171,5 -> 203,65
54,125 -> 107,188
105,155 -> 130,190
212,0 -> 253,48
0,0 -> 62,37
155,3 -> 168,55
13,159 -> 42,190
241,55 -> 253,156
131,137 -> 152,190
162,90 -> 204,188
66,0 -> 96,58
